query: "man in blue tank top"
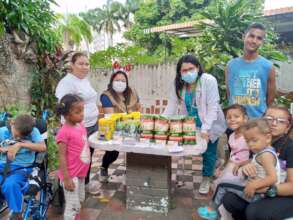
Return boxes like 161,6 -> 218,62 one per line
225,23 -> 276,118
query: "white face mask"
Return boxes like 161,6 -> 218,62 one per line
113,81 -> 127,93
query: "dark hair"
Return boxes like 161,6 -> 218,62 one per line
245,23 -> 266,34
242,119 -> 271,135
224,104 -> 247,118
108,70 -> 132,105
56,94 -> 83,116
71,52 -> 87,64
175,54 -> 204,100
13,114 -> 35,137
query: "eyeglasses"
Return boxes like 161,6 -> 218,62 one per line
264,116 -> 289,125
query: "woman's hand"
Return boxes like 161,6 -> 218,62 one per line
242,163 -> 257,178
64,177 -> 75,191
200,132 -> 209,142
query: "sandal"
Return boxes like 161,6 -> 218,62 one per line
197,206 -> 218,220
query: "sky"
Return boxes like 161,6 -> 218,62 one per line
51,0 -> 293,14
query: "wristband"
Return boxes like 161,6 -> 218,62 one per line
266,185 -> 277,198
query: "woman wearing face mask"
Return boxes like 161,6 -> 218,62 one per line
164,54 -> 226,194
99,70 -> 141,182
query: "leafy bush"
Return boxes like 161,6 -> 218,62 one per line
0,0 -> 60,53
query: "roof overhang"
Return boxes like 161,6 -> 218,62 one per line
144,7 -> 293,41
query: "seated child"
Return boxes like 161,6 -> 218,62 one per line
198,119 -> 281,220
0,114 -> 46,220
213,104 -> 250,187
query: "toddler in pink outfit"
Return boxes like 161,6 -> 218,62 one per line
214,104 -> 250,187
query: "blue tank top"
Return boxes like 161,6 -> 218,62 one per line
227,56 -> 273,118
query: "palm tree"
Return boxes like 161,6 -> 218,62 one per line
80,0 -> 122,47
117,0 -> 141,30
56,14 -> 93,51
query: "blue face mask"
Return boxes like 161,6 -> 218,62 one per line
181,71 -> 198,84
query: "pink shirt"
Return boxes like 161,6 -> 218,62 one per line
56,123 -> 90,181
229,132 -> 250,163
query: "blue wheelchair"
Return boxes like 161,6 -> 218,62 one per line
0,110 -> 60,219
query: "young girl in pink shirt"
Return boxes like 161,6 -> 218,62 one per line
213,104 -> 250,187
56,94 -> 91,220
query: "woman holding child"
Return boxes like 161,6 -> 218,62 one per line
164,54 -> 226,194
222,105 -> 293,220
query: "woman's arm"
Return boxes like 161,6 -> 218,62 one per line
100,94 -> 115,114
200,76 -> 220,134
277,168 -> 293,196
136,103 -> 142,112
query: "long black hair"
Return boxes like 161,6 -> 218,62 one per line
175,54 -> 204,100
108,70 -> 132,105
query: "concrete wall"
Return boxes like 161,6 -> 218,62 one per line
0,34 -> 32,109
276,50 -> 293,93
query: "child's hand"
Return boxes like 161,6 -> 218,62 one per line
64,178 -> 75,191
0,147 -> 8,153
242,163 -> 257,178
214,167 -> 223,178
7,143 -> 21,160
244,181 -> 256,198
232,164 -> 240,176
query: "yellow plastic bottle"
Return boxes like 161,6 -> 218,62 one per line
98,118 -> 112,140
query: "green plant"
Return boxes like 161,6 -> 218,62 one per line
30,50 -> 72,117
47,116 -> 59,171
192,0 -> 288,106
80,0 -> 123,46
56,14 -> 93,50
90,44 -> 163,68
274,96 -> 291,109
0,0 -> 60,53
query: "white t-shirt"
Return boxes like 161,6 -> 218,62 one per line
55,73 -> 99,127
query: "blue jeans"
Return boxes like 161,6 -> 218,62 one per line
0,164 -> 32,212
202,139 -> 219,177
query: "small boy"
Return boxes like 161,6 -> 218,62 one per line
0,114 -> 46,220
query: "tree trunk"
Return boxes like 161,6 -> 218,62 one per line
107,32 -> 113,47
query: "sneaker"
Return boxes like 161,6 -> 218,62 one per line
85,181 -> 100,195
99,167 -> 109,183
199,176 -> 211,194
0,200 -> 7,213
197,206 -> 218,220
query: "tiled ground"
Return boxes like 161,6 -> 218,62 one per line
0,150 -> 212,220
